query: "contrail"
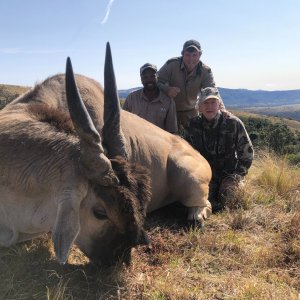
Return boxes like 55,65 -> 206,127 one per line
101,0 -> 115,24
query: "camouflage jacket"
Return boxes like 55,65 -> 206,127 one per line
184,111 -> 254,178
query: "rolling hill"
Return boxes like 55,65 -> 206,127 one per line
0,84 -> 30,109
119,87 -> 300,121
119,87 -> 300,107
242,104 -> 300,121
218,87 -> 300,107
1,83 -> 300,121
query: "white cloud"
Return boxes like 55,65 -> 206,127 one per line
101,0 -> 115,24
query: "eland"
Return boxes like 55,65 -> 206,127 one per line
0,43 -> 211,265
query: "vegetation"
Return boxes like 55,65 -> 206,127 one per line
235,112 -> 300,165
0,152 -> 299,299
120,97 -> 126,107
0,84 -> 30,109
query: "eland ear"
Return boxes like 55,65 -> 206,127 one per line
51,202 -> 80,264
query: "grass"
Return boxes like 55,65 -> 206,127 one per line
0,151 -> 300,299
234,110 -> 300,133
0,84 -> 30,108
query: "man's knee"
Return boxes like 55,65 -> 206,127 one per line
219,175 -> 244,196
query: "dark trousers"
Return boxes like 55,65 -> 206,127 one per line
209,174 -> 242,213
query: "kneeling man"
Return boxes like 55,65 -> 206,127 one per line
185,87 -> 254,212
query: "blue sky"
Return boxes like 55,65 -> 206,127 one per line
0,0 -> 299,91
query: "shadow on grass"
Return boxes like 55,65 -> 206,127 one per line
0,237 -> 125,299
145,202 -> 189,230
0,203 -> 188,300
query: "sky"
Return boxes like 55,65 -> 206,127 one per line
0,0 -> 299,91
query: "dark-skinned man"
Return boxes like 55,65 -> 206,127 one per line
123,63 -> 178,133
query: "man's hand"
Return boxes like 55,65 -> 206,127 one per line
167,87 -> 180,98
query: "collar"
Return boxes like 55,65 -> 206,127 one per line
141,89 -> 165,104
180,57 -> 203,75
202,111 -> 222,128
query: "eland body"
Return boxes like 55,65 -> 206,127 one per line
0,44 -> 211,265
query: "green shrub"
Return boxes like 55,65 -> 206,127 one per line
240,116 -> 300,158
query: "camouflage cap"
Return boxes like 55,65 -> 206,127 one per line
182,39 -> 202,52
140,63 -> 157,75
195,87 -> 221,109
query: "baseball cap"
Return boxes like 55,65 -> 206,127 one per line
140,63 -> 157,75
195,87 -> 221,109
182,39 -> 201,52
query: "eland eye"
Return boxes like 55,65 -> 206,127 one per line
93,209 -> 107,220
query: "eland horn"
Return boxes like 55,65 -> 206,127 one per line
103,42 -> 128,159
65,57 -> 119,186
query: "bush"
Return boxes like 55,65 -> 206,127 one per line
240,116 -> 300,158
286,153 -> 300,165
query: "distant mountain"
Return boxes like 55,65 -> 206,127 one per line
218,88 -> 300,121
218,88 -> 300,107
2,83 -> 300,121
118,87 -> 141,98
118,87 -> 300,108
242,103 -> 300,121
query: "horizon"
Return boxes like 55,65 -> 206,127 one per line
2,82 -> 300,93
1,1 -> 300,91
117,86 -> 300,93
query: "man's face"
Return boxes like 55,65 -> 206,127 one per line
200,98 -> 220,121
182,49 -> 201,72
141,69 -> 158,91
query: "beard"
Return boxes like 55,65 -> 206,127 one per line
144,82 -> 157,91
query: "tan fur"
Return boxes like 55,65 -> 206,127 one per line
0,73 -> 211,265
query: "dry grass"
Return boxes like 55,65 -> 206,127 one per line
0,152 -> 300,299
234,110 -> 300,132
0,84 -> 30,108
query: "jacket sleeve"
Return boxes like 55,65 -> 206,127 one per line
164,101 -> 178,133
201,67 -> 216,89
183,126 -> 195,147
122,95 -> 131,112
157,62 -> 171,94
235,120 -> 254,176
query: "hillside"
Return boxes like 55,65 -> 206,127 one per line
234,110 -> 300,133
119,87 -> 300,121
0,84 -> 30,108
232,110 -> 300,165
1,82 -> 300,110
119,87 -> 140,98
119,87 -> 300,108
241,104 -> 300,121
219,87 -> 300,107
1,82 -> 300,127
